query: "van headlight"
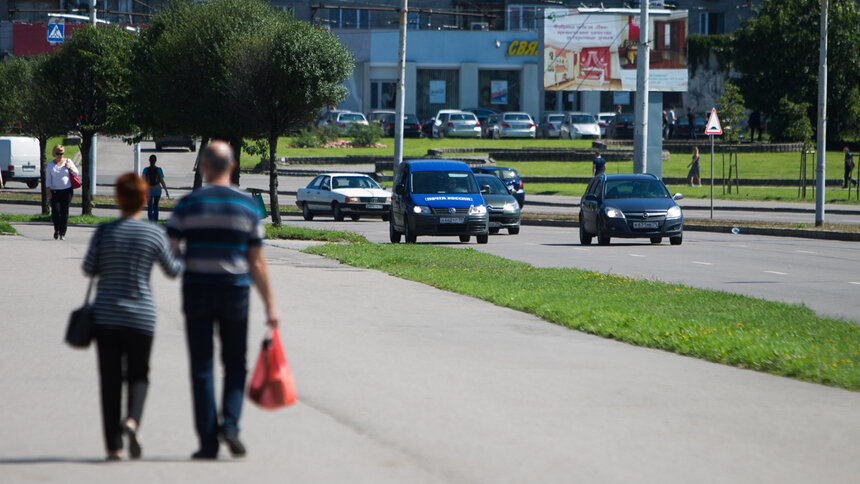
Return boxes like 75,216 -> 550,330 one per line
504,201 -> 518,212
413,206 -> 431,214
605,206 -> 625,219
666,206 -> 682,219
469,205 -> 487,215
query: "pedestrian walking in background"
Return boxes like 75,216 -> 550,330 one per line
167,141 -> 280,460
45,145 -> 78,240
83,173 -> 183,461
749,111 -> 762,142
843,147 -> 856,188
687,147 -> 702,187
686,107 -> 697,140
667,106 -> 677,139
593,151 -> 606,177
662,109 -> 668,139
142,155 -> 170,222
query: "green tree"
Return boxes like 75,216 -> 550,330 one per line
41,25 -> 136,215
229,13 -> 352,225
732,0 -> 860,142
715,81 -> 747,143
771,97 -> 814,147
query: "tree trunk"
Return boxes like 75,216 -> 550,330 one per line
193,136 -> 208,190
268,133 -> 281,226
79,131 -> 93,216
38,135 -> 49,215
229,136 -> 241,186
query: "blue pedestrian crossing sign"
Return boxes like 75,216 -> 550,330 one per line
47,19 -> 64,44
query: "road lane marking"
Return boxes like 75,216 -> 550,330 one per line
764,271 -> 787,275
629,254 -> 645,257
849,282 -> 860,285
692,261 -> 712,265
796,250 -> 817,255
572,247 -> 589,251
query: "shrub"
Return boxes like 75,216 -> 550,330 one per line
771,97 -> 813,145
348,122 -> 383,147
316,124 -> 340,144
292,128 -> 319,148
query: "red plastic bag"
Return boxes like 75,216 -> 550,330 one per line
248,328 -> 296,409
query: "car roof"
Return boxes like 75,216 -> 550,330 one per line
369,110 -> 395,114
598,112 -> 616,116
472,166 -> 518,173
320,173 -> 376,178
404,160 -> 474,172
602,173 -> 660,181
502,112 -> 531,116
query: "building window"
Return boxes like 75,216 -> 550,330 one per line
507,5 -> 540,31
328,8 -> 371,29
371,81 -> 397,110
408,11 -> 431,30
698,12 -> 725,35
416,69 -> 459,120
478,70 -> 520,112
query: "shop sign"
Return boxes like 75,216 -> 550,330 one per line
507,40 -> 538,57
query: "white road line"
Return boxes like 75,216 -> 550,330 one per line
796,250 -> 817,255
691,261 -> 712,265
629,254 -> 645,257
572,247 -> 589,251
764,270 -> 788,275
849,282 -> 860,285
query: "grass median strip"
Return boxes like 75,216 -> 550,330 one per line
265,224 -> 367,243
304,241 -> 860,391
0,221 -> 17,235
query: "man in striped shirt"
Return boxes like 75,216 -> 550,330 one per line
167,140 -> 280,460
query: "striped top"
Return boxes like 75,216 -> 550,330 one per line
166,185 -> 263,287
83,218 -> 183,335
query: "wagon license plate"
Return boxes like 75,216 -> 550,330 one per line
488,222 -> 501,228
440,217 -> 464,224
366,204 -> 382,209
633,221 -> 659,229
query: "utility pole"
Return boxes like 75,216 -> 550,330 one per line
90,0 -> 97,25
633,0 -> 650,174
815,0 -> 827,226
393,0 -> 408,174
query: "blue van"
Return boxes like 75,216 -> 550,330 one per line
390,160 -> 490,244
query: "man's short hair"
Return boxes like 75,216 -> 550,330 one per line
201,141 -> 233,175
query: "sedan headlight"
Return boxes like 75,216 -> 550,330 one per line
385,197 -> 392,204
468,205 -> 487,215
504,201 -> 518,212
344,197 -> 359,203
605,206 -> 625,219
666,205 -> 682,219
413,205 -> 431,214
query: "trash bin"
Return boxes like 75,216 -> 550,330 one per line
248,189 -> 268,219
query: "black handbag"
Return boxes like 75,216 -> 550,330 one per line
65,277 -> 95,348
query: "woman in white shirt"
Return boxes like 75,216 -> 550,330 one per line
45,145 -> 78,240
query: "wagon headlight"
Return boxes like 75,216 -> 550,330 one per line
666,206 -> 682,219
605,206 -> 625,219
469,205 -> 487,215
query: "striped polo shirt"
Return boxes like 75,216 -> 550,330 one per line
83,218 -> 183,335
167,185 -> 263,287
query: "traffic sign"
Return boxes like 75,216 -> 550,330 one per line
705,108 -> 722,135
47,19 -> 64,44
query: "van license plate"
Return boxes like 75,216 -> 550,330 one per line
633,222 -> 659,229
440,217 -> 464,224
366,204 -> 382,209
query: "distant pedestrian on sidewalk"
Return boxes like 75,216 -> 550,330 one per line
593,151 -> 606,177
45,145 -> 78,240
748,111 -> 762,142
142,155 -> 170,222
667,106 -> 677,139
167,140 -> 280,460
83,173 -> 182,461
686,107 -> 697,140
687,147 -> 702,187
844,147 -> 856,188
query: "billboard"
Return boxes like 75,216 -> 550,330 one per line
543,9 -> 688,92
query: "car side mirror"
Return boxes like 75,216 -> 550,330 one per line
584,194 -> 599,202
395,184 -> 406,195
480,185 -> 490,194
673,193 -> 684,200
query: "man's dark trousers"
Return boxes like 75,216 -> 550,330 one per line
183,284 -> 250,456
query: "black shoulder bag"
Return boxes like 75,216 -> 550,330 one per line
65,277 -> 95,348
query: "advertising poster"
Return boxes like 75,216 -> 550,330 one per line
543,8 -> 687,92
429,80 -> 446,104
490,81 -> 508,105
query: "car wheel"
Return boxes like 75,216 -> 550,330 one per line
301,203 -> 314,221
404,220 -> 417,244
26,180 -> 39,189
670,235 -> 683,245
650,237 -> 663,244
579,220 -> 592,246
350,215 -> 360,221
332,203 -> 344,221
459,235 -> 470,243
488,228 -> 499,235
476,234 -> 489,244
389,220 -> 402,243
508,227 -> 520,235
597,230 -> 611,246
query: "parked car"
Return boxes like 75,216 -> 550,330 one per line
560,112 -> 601,139
0,136 -> 40,188
438,112 -> 481,138
296,173 -> 391,221
367,110 -> 396,136
155,135 -> 196,152
314,109 -> 352,128
402,114 -> 424,138
597,112 -> 616,137
482,113 -> 500,139
606,113 -> 635,139
471,166 -> 525,207
326,112 -> 369,135
474,174 -> 520,235
431,109 -> 464,138
537,113 -> 565,138
489,112 -> 536,139
674,116 -> 706,138
465,107 -> 499,127
579,174 -> 684,246
390,160 -> 489,244
421,117 -> 436,137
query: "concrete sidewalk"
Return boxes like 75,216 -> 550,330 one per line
1,223 -> 858,483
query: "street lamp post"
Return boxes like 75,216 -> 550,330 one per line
633,0 -> 650,174
393,0 -> 408,175
815,0 -> 827,226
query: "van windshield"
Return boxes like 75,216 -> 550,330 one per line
411,171 -> 479,194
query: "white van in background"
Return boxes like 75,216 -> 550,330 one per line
0,137 -> 41,188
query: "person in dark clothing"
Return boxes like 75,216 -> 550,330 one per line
593,151 -> 606,176
686,107 -> 697,140
83,173 -> 183,460
666,106 -> 677,139
142,155 -> 170,222
687,147 -> 702,187
749,111 -> 762,142
844,147 -> 856,188
167,141 -> 280,460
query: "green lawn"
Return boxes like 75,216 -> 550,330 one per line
305,241 -> 860,391
0,221 -> 17,235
